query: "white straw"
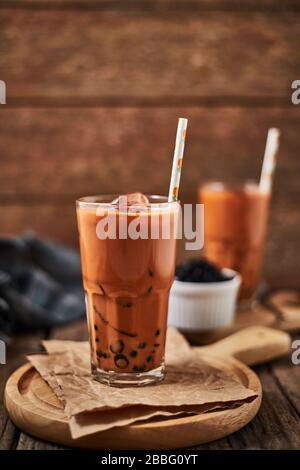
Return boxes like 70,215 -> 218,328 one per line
168,118 -> 188,202
259,128 -> 280,193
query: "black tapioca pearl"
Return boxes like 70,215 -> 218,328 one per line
96,349 -> 108,359
155,329 -> 160,337
138,342 -> 147,349
94,324 -> 98,331
133,365 -> 146,373
146,355 -> 153,363
114,354 -> 129,369
130,350 -> 138,358
95,337 -> 99,343
109,339 -> 124,354
149,269 -> 154,277
154,343 -> 160,348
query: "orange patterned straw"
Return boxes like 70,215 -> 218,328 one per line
259,128 -> 280,193
168,118 -> 188,202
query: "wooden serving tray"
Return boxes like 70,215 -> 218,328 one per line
5,353 -> 262,450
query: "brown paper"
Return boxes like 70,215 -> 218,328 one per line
27,327 -> 258,439
70,402 -> 244,439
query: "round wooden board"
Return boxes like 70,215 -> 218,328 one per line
4,354 -> 262,450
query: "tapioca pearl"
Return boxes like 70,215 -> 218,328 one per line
146,355 -> 153,363
130,350 -> 138,358
94,324 -> 98,331
109,339 -> 125,354
138,342 -> 147,349
154,343 -> 160,348
95,337 -> 100,343
114,354 -> 129,369
155,329 -> 160,337
96,349 -> 109,359
133,365 -> 146,373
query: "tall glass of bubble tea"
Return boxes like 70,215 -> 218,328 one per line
76,193 -> 180,387
199,128 -> 279,307
199,181 -> 271,307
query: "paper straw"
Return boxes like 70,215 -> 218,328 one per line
168,118 -> 188,202
259,128 -> 280,193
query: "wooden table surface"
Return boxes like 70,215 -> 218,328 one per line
1,320 -> 300,451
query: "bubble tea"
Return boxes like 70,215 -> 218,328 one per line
199,129 -> 279,304
199,182 -> 270,303
76,193 -> 179,386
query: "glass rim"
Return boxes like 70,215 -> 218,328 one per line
199,179 -> 261,193
76,194 -> 180,210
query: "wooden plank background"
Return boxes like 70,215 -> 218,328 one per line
1,10 -> 299,100
0,0 -> 299,284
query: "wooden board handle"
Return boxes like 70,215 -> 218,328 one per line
194,326 -> 291,366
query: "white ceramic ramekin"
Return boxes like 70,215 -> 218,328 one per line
168,269 -> 241,331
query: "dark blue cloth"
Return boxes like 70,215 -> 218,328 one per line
0,233 -> 85,341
